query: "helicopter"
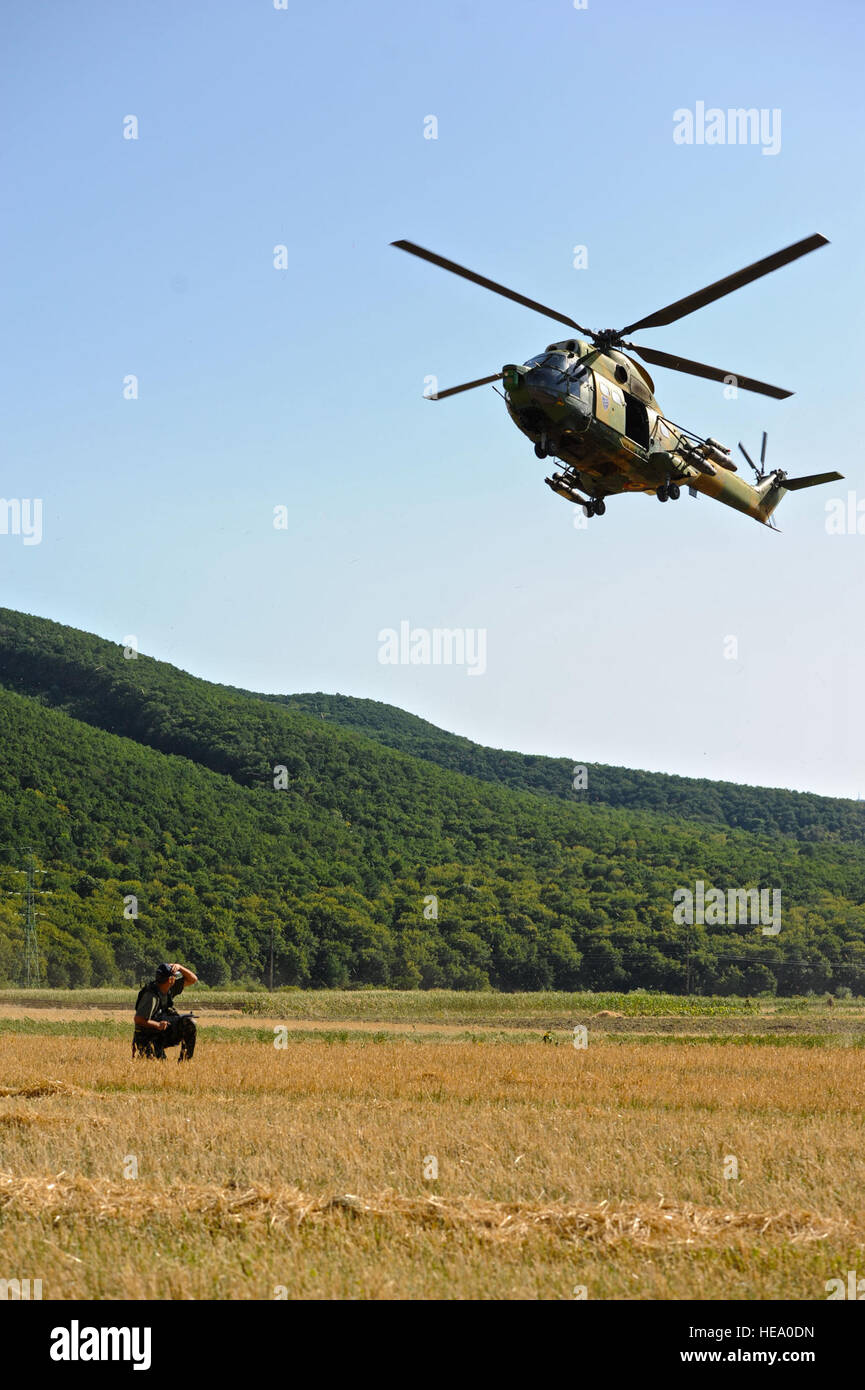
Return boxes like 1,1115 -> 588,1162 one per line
392,235 -> 843,527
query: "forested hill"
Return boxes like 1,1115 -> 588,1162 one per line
0,607 -> 863,994
3,607 -> 861,846
252,692 -> 865,846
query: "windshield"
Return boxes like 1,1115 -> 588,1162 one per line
525,351 -> 568,372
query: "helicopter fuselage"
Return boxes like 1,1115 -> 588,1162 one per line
504,340 -> 786,525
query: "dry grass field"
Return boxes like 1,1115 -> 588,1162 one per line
1,992 -> 864,1300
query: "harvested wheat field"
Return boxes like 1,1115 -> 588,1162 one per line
1,999 -> 864,1300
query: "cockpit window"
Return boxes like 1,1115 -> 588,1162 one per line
526,351 -> 568,372
568,364 -> 591,397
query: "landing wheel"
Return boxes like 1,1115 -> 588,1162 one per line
668,483 -> 680,501
594,499 -> 606,516
656,485 -> 668,502
534,441 -> 547,459
583,500 -> 595,518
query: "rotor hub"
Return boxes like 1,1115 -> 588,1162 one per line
592,329 -> 621,352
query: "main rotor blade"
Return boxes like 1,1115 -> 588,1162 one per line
627,343 -> 792,399
620,234 -> 829,335
738,441 -> 758,471
392,240 -> 588,334
426,372 -> 502,400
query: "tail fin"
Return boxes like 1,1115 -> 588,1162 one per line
757,469 -> 843,523
778,471 -> 844,491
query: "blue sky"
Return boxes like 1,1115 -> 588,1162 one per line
2,0 -> 863,797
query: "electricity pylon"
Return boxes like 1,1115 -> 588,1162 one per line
7,849 -> 47,987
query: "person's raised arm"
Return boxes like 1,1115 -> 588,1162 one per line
171,963 -> 198,985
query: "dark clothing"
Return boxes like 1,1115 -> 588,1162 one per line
159,1015 -> 189,1048
132,979 -> 195,1060
135,978 -> 183,1026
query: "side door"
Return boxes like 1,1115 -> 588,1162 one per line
593,373 -> 626,436
623,392 -> 650,448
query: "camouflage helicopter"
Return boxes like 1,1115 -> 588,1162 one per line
392,235 -> 842,526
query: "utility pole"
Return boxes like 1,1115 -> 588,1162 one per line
23,850 -> 40,986
8,849 -> 47,987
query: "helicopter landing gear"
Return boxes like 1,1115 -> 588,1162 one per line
656,485 -> 668,502
584,498 -> 606,518
668,483 -> 680,500
657,482 -> 680,502
534,440 -> 548,459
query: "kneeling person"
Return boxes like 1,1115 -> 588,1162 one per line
133,962 -> 198,1060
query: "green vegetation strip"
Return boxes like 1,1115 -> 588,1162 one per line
0,988 -> 840,1019
1,1017 -> 863,1048
0,1017 -> 524,1046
